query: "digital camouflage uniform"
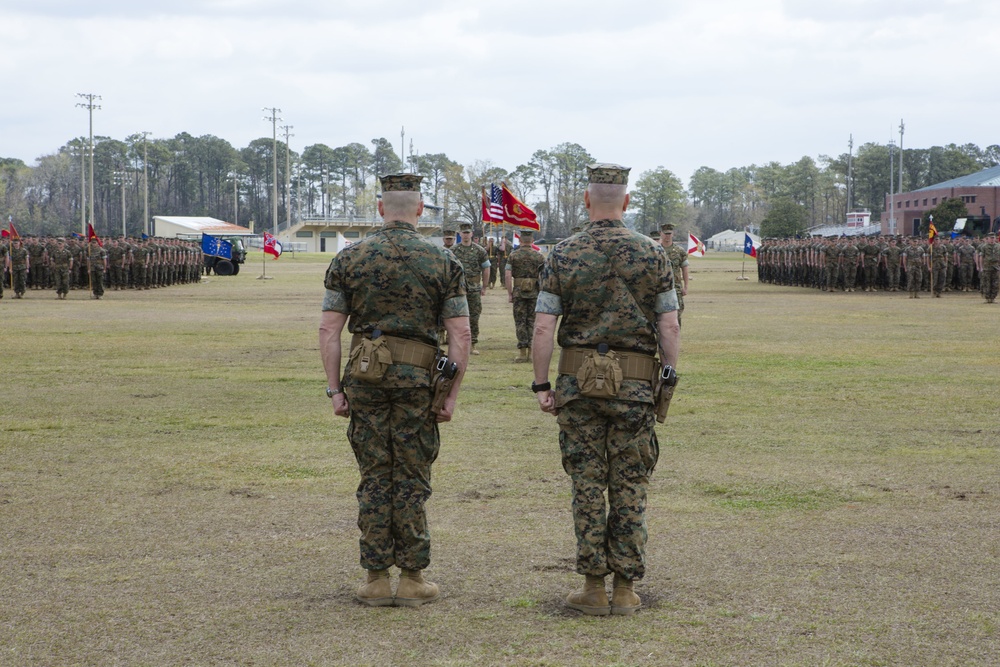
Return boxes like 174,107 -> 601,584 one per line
664,242 -> 688,327
0,242 -> 7,298
323,218 -> 468,572
904,243 -> 925,297
536,217 -> 677,581
9,244 -> 29,297
978,239 -> 1000,303
506,240 -> 544,350
930,242 -> 948,296
882,242 -> 903,291
50,244 -> 73,297
451,237 -> 490,345
840,241 -> 860,291
87,242 -> 107,298
958,241 -> 976,291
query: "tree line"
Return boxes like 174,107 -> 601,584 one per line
2,134 -> 996,241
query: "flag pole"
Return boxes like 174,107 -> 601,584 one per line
258,243 -> 270,280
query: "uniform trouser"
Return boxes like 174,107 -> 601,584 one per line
843,262 -> 859,289
54,267 -> 71,295
932,266 -> 947,294
982,266 -> 999,301
135,264 -> 147,288
864,264 -> 876,289
557,397 -> 659,580
90,268 -> 105,297
467,284 -> 482,344
513,297 -> 536,348
960,263 -> 974,289
825,264 -> 839,291
344,383 -> 439,571
12,268 -> 27,295
887,265 -> 900,289
907,265 -> 922,293
489,265 -> 497,287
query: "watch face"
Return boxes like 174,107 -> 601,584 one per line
326,387 -> 334,398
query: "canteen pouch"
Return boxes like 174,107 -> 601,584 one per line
576,349 -> 623,399
348,336 -> 393,384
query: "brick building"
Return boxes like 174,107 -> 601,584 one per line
880,164 -> 1000,236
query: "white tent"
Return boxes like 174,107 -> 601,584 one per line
152,216 -> 254,238
706,229 -> 757,251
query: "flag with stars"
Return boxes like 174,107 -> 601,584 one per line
202,234 -> 233,259
744,232 -> 758,258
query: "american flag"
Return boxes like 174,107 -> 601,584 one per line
489,183 -> 504,222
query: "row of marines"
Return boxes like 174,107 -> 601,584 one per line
1,236 -> 203,300
756,234 -> 1000,302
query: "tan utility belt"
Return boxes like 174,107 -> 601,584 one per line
350,333 -> 438,370
514,278 -> 537,290
558,347 -> 659,382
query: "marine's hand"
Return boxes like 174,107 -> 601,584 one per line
480,286 -> 486,297
537,389 -> 556,415
332,393 -> 350,418
507,294 -> 513,303
435,396 -> 457,423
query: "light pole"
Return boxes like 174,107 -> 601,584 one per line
76,93 -> 101,234
141,131 -> 151,236
282,124 -> 294,230
263,107 -> 282,236
113,169 -> 127,237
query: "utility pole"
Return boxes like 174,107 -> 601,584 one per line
898,119 -> 905,196
263,107 -> 282,235
141,131 -> 151,236
76,93 -> 101,234
847,134 -> 853,215
113,169 -> 127,237
400,126 -> 405,170
282,124 -> 294,230
889,137 -> 895,236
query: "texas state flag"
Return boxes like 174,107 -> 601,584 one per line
744,233 -> 758,258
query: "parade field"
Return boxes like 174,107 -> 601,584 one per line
1,252 -> 997,667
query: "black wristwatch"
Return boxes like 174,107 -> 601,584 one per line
326,386 -> 343,398
531,380 -> 551,393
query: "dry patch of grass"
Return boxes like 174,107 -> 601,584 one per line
1,252 -> 997,666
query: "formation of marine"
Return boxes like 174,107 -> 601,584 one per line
755,234 -> 1000,302
1,236 -> 203,300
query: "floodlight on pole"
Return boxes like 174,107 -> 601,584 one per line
263,108 -> 282,236
140,131 -> 151,236
282,124 -> 294,230
76,93 -> 101,235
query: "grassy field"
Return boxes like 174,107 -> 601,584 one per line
1,251 -> 997,667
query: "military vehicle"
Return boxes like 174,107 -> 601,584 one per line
175,233 -> 247,275
952,208 -> 1000,238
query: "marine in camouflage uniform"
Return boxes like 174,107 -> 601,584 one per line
659,223 -> 689,327
532,163 -> 680,616
320,173 -> 471,607
451,222 -> 490,354
902,238 -> 926,298
930,237 -> 948,297
505,230 -> 544,362
8,240 -> 29,298
824,238 -> 841,292
50,238 -> 74,299
881,238 -> 903,292
87,240 -> 108,299
0,240 -> 7,298
975,233 -> 1000,303
840,238 -> 860,292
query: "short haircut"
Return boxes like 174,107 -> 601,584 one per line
381,191 -> 421,219
587,183 -> 627,206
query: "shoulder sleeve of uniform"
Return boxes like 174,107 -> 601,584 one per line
538,253 -> 561,297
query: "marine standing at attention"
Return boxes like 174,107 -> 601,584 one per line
505,229 -> 544,362
658,223 -> 689,327
451,222 -> 490,355
531,163 -> 680,617
320,173 -> 471,608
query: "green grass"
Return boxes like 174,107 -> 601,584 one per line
1,251 -> 998,666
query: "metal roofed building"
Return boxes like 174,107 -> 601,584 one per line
880,165 -> 1000,236
151,216 -> 255,238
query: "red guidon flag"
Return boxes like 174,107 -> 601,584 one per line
86,223 -> 102,247
263,232 -> 283,259
481,187 -> 492,225
501,182 -> 539,231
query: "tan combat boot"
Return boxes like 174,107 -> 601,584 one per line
471,345 -> 480,355
611,573 -> 642,616
565,575 -> 610,616
356,569 -> 393,607
513,347 -> 528,363
395,569 -> 440,607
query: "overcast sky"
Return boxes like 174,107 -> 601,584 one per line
2,0 -> 998,185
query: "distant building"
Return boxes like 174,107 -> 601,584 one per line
880,165 -> 1000,236
707,229 -> 757,251
283,203 -> 445,253
151,216 -> 254,238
